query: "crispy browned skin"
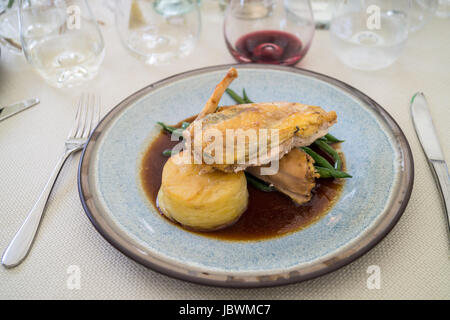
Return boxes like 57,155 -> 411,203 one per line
184,102 -> 337,172
176,68 -> 339,206
246,148 -> 319,205
182,67 -> 336,181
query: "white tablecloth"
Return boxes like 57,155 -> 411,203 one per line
1,1 -> 449,299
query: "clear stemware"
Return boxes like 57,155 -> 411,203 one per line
224,0 -> 315,66
115,0 -> 201,65
19,0 -> 105,88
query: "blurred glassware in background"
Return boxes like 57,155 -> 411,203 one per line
409,0 -> 437,32
107,0 -> 203,12
102,0 -> 115,12
436,0 -> 450,17
19,0 -> 105,88
0,0 -> 22,54
224,0 -> 315,66
329,0 -> 410,71
115,0 -> 201,65
310,0 -> 332,29
219,0 -> 229,11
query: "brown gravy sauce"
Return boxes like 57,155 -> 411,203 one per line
140,119 -> 344,241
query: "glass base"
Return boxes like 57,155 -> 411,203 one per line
120,0 -> 200,65
124,16 -> 197,65
125,30 -> 196,65
34,49 -> 105,88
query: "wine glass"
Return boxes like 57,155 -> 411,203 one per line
329,0 -> 410,71
19,0 -> 105,88
115,0 -> 201,65
224,0 -> 315,66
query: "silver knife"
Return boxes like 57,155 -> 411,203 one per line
411,92 -> 450,238
0,98 -> 40,122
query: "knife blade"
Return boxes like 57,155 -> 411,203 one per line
411,92 -> 450,238
0,98 -> 40,122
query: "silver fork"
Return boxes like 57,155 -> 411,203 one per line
2,94 -> 101,268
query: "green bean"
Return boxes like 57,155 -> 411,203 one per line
157,121 -> 176,133
313,139 -> 342,170
225,88 -> 246,104
301,147 -> 334,170
317,134 -> 344,144
245,172 -> 276,192
157,121 -> 183,137
242,89 -> 253,103
303,145 -> 351,178
315,166 -> 352,179
181,121 -> 191,129
320,137 -> 337,145
314,166 -> 333,178
162,148 -> 182,157
324,133 -> 344,143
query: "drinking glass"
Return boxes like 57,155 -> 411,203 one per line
103,0 -> 115,12
115,0 -> 201,65
436,0 -> 450,17
329,0 -> 410,71
310,0 -> 332,29
224,0 -> 315,66
0,0 -> 22,54
409,0 -> 437,32
19,0 -> 105,88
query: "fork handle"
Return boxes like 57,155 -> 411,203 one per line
2,147 -> 80,268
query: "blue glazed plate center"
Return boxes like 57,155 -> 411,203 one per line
89,68 -> 400,273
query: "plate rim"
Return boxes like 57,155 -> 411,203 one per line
78,64 -> 414,288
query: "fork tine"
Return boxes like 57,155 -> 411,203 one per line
75,94 -> 88,139
90,94 -> 100,135
94,95 -> 101,130
68,94 -> 84,139
69,94 -> 101,140
82,94 -> 95,138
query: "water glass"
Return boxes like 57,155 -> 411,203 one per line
115,0 -> 201,65
0,0 -> 22,54
409,0 -> 437,32
19,0 -> 105,88
436,0 -> 450,17
224,0 -> 315,66
310,0 -> 333,29
330,0 -> 410,71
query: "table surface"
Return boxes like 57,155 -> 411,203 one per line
1,1 -> 449,299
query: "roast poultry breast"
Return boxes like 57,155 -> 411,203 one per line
156,66 -> 342,231
182,68 -> 337,174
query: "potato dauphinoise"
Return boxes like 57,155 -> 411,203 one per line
157,152 -> 248,231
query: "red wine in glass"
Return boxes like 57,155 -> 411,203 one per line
229,30 -> 304,65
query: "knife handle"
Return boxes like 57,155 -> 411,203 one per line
430,159 -> 450,234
